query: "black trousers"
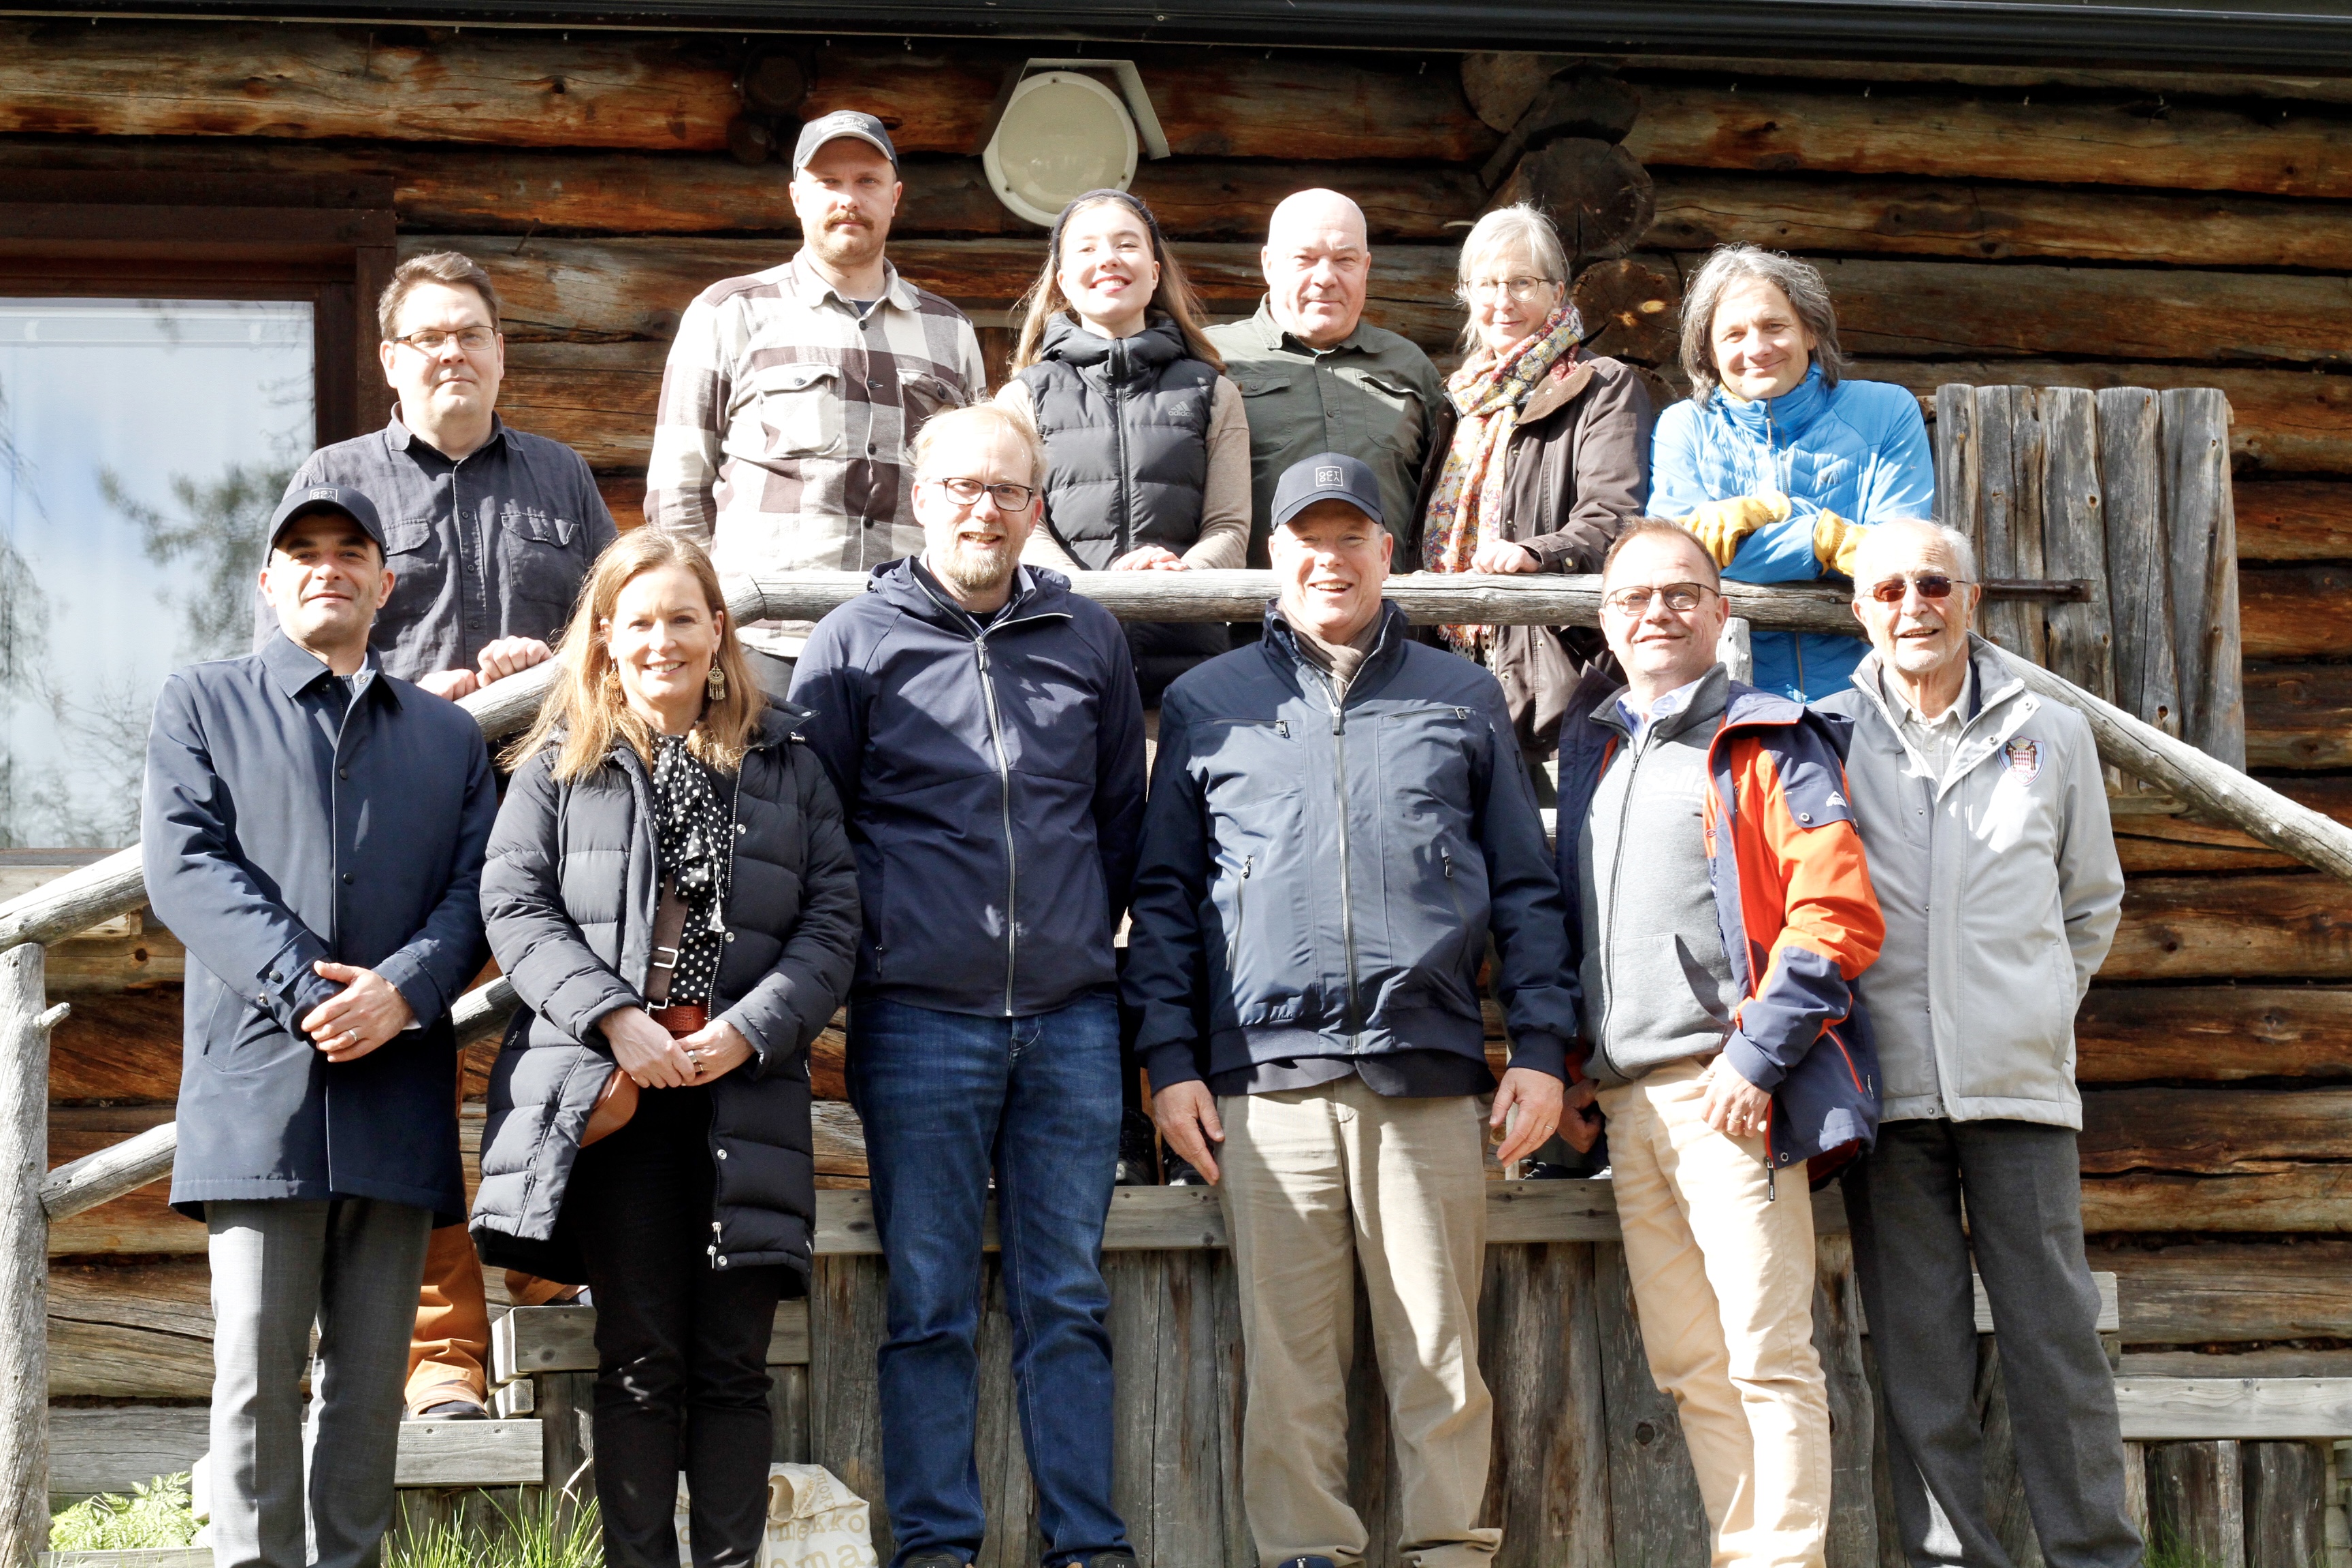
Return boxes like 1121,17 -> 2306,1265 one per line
558,1085 -> 787,1568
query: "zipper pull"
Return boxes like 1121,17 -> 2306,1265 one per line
1275,719 -> 1289,738
1441,849 -> 1454,879
1241,854 -> 1253,879
1766,1161 -> 1778,1201
975,639 -> 990,670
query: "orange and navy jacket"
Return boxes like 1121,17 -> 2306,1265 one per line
1556,670 -> 1886,1174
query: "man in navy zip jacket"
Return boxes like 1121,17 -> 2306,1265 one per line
145,485 -> 495,1568
1126,453 -> 1578,1568
789,405 -> 1146,1568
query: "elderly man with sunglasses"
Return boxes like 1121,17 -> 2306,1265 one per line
1815,519 -> 2135,1568
1556,517 -> 1884,1568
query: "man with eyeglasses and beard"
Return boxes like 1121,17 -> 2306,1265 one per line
789,404 -> 1147,1568
1815,519 -> 2135,1568
1556,517 -> 1884,1568
649,110 -> 990,700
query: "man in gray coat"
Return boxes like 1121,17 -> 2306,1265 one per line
1815,518 -> 2135,1568
146,484 -> 497,1568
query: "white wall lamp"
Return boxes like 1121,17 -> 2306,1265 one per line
977,59 -> 1171,229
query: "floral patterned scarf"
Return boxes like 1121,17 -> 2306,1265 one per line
1420,306 -> 1581,654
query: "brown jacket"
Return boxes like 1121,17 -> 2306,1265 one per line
1423,353 -> 1654,756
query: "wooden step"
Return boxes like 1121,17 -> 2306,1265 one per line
2116,1377 -> 2352,1439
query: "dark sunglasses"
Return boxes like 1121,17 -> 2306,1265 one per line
1867,573 -> 1971,604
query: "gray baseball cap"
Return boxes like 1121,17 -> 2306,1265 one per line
792,110 -> 899,172
1271,452 -> 1384,531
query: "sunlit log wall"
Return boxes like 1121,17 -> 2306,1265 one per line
9,20 -> 2352,1526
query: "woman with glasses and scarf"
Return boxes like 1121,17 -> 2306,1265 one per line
996,187 -> 1252,704
472,529 -> 859,1567
1421,203 -> 1655,776
1651,242 -> 1935,703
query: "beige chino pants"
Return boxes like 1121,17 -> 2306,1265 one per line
1597,1058 -> 1831,1568
1218,1077 -> 1501,1568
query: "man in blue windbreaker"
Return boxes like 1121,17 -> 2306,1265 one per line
1650,243 -> 1935,702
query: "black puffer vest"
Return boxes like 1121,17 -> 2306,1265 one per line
1018,314 -> 1218,568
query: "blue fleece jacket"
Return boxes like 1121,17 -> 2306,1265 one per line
1651,364 -> 1933,701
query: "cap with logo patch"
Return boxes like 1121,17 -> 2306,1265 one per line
791,110 -> 900,172
267,485 -> 387,555
1271,451 -> 1384,532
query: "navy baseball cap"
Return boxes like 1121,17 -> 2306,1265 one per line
1271,452 -> 1384,531
792,110 -> 899,172
267,484 -> 387,555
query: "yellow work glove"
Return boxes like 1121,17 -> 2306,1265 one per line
1812,510 -> 1869,578
1680,493 -> 1791,568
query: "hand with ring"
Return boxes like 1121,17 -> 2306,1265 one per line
301,961 -> 414,1063
1490,1066 -> 1567,1167
1697,1056 -> 1774,1141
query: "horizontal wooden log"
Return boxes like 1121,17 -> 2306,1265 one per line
47,990 -> 181,1104
1646,169 -> 2352,270
48,1406 -> 208,1503
0,137 -> 1490,243
48,1259 -> 212,1400
2077,986 -> 2352,1082
2114,1377 -> 2352,1440
1821,258 -> 2352,366
809,1181 -> 1851,1255
0,22 -> 740,151
1627,80 -> 2352,199
493,1299 -> 810,1381
2091,1239 -> 2352,1344
392,1420 -> 542,1488
2242,566 -> 2352,659
2107,873 -> 2352,981
2078,1088 -> 2352,1173
802,44 -> 1498,162
2114,813 -> 2310,875
2235,481 -> 2352,561
44,1121 -> 177,1225
2125,1349 -> 2352,1378
2248,663 -> 2352,770
2082,1168 -> 2352,1233
440,235 -> 1463,348
0,851 -> 143,955
1627,55 -> 2352,106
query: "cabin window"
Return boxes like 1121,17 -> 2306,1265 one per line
0,297 -> 317,849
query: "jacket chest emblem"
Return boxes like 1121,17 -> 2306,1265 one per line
2003,737 -> 2041,783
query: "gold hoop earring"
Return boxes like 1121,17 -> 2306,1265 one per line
706,663 -> 727,702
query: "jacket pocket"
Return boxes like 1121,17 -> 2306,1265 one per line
898,370 -> 962,428
378,517 -> 446,630
1221,853 -> 1254,978
751,363 -> 845,459
1343,370 -> 1429,460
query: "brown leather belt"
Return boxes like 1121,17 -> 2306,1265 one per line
649,1003 -> 708,1036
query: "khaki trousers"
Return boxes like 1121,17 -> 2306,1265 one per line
1597,1059 -> 1831,1568
1218,1077 -> 1500,1568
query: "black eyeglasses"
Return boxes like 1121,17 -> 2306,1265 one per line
1601,581 -> 1718,615
1866,573 -> 1972,604
928,476 -> 1038,511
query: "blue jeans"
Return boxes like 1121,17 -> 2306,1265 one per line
849,992 -> 1130,1568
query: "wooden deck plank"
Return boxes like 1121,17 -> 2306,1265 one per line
2117,1377 -> 2352,1441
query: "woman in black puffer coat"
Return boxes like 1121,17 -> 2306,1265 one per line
473,528 -> 858,1568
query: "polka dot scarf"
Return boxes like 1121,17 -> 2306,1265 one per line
650,733 -> 730,1007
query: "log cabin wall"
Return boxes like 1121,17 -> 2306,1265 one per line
10,15 -> 2352,1514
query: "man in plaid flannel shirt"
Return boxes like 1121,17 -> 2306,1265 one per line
646,110 -> 990,694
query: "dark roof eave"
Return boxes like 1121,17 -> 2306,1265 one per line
11,0 -> 2352,72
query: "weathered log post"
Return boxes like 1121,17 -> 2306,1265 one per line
0,944 -> 65,1558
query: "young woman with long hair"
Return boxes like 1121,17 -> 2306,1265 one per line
470,528 -> 860,1567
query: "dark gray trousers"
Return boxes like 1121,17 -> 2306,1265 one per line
1843,1119 -> 2140,1568
206,1197 -> 433,1568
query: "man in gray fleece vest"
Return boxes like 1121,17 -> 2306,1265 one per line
1816,519 -> 2134,1568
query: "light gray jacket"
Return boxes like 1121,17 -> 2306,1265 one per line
1814,638 -> 2124,1128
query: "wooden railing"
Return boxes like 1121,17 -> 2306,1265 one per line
2,566 -> 2351,1558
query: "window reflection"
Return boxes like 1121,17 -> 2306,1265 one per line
0,298 -> 314,849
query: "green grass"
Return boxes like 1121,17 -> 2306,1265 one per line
49,1472 -> 201,1552
385,1493 -> 602,1568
